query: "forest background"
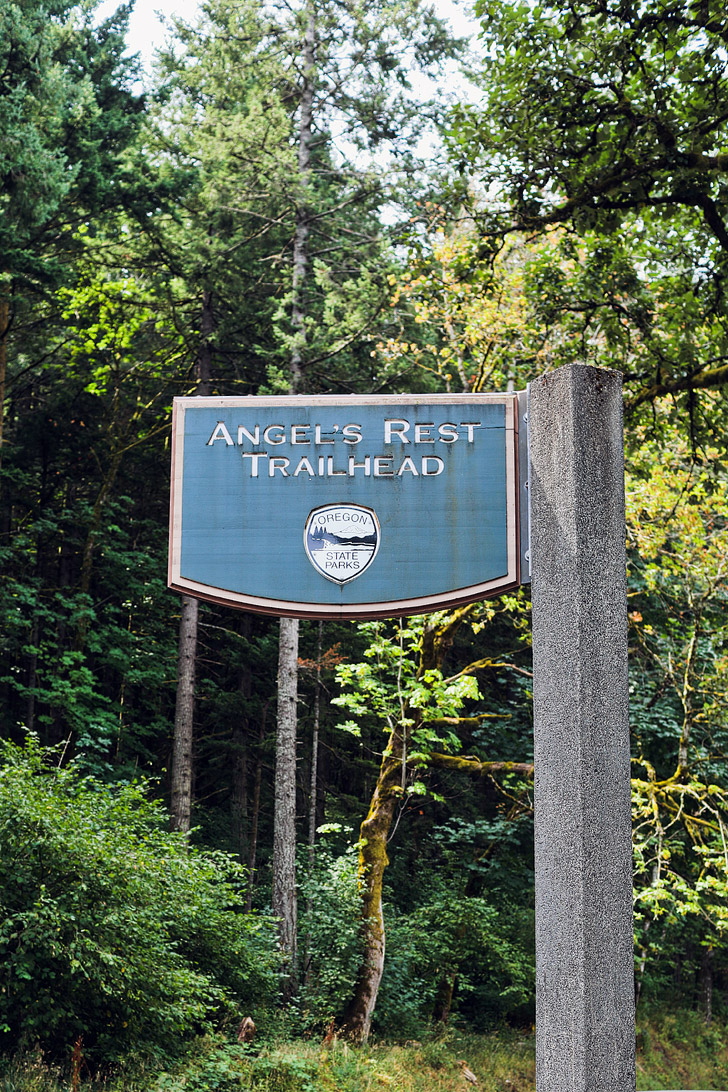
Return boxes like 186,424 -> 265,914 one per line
2,0 -> 728,1088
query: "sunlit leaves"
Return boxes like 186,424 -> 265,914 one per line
333,617 -> 482,758
375,225 -> 554,393
626,416 -> 728,990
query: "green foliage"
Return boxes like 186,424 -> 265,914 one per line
3,0 -> 728,1052
635,1010 -> 728,1090
151,1039 -> 255,1092
373,228 -> 553,394
334,616 -> 484,763
0,741 -> 278,1065
446,0 -> 728,424
0,483 -> 177,775
374,888 -> 534,1036
7,1016 -> 728,1091
0,0 -> 144,290
296,845 -> 364,1033
455,0 -> 728,243
150,1038 -> 319,1092
331,610 -> 535,1032
0,253 -> 181,773
622,421 -> 728,1002
147,0 -> 463,395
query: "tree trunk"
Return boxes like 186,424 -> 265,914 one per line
246,709 -> 266,913
170,288 -> 213,832
341,721 -> 404,1042
0,293 -> 8,472
342,611 -> 473,1041
432,975 -> 456,1026
273,615 -> 299,995
270,4 -> 316,998
170,594 -> 198,832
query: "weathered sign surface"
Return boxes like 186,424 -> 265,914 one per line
168,394 -> 522,618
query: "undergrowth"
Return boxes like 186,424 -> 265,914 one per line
2,1011 -> 728,1091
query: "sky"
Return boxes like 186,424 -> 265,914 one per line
95,0 -> 481,82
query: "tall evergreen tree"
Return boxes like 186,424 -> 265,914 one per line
152,0 -> 463,987
0,0 -> 145,457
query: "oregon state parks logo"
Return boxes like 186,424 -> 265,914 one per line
304,504 -> 380,585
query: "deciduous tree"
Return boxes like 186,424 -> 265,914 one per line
449,0 -> 728,418
333,609 -> 533,1040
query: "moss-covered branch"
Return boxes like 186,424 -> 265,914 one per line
419,604 -> 478,675
445,659 -> 533,685
423,714 -> 511,730
426,752 -> 534,778
627,361 -> 728,410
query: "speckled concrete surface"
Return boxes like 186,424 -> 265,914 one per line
530,365 -> 635,1092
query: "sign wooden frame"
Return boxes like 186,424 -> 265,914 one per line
169,394 -> 523,619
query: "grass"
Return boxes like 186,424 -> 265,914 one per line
2,1011 -> 728,1091
636,1010 -> 728,1090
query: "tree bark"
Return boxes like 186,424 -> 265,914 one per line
270,3 -> 316,997
170,594 -> 198,832
341,720 -> 404,1042
170,288 -> 213,832
273,615 -> 299,995
246,708 -> 266,913
432,975 -> 456,1026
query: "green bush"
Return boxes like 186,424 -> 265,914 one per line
0,740 -> 278,1066
150,1038 -> 320,1092
374,885 -> 534,1035
295,844 -> 363,1033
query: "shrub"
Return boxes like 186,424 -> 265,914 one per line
0,740 -> 278,1066
374,885 -> 534,1035
295,843 -> 363,1033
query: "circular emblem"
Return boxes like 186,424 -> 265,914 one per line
304,503 -> 381,585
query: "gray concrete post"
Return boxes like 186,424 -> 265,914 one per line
529,365 -> 636,1092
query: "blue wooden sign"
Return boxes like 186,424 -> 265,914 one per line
169,394 -> 523,618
